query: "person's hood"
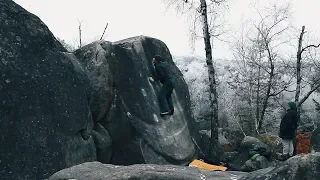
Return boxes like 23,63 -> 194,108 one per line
288,102 -> 297,111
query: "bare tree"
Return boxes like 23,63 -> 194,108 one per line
254,4 -> 293,130
230,3 -> 295,133
295,26 -> 320,120
229,31 -> 264,135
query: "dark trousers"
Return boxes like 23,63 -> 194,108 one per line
158,79 -> 175,113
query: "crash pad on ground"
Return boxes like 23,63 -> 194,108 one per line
189,160 -> 227,171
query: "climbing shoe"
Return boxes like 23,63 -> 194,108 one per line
169,108 -> 174,115
160,111 -> 170,116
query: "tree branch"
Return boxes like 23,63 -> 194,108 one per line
298,83 -> 320,107
300,44 -> 320,55
100,23 -> 109,40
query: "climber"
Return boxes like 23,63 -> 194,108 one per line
148,54 -> 175,116
279,101 -> 298,160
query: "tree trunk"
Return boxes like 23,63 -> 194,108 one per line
295,26 -> 305,121
255,65 -> 261,132
79,22 -> 82,48
254,34 -> 262,134
200,0 -> 219,163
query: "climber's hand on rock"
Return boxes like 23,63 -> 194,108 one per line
148,77 -> 154,82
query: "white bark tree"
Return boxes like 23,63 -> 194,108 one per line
165,0 -> 228,163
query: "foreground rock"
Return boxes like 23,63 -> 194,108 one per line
242,152 -> 320,180
0,0 -> 96,179
49,162 -> 247,180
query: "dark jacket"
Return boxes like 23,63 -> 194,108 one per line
154,62 -> 174,84
279,102 -> 298,139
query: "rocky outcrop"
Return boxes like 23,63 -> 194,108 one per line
242,153 -> 320,180
0,0 -> 96,179
0,0 -> 199,179
49,162 -> 248,180
241,155 -> 270,172
230,136 -> 271,171
48,153 -> 320,180
74,37 -> 198,165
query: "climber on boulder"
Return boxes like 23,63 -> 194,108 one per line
148,55 -> 176,116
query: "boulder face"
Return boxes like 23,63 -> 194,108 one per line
49,162 -> 248,180
0,0 -> 96,179
1,0 -> 199,178
74,37 -> 198,165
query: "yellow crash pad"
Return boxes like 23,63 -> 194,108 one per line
189,160 -> 227,171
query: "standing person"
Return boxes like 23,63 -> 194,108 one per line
148,55 -> 175,116
279,102 -> 298,160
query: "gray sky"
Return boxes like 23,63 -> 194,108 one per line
13,0 -> 320,59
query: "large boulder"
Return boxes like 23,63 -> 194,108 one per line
1,0 -> 200,178
49,162 -> 248,180
0,0 -> 96,179
92,123 -> 112,163
242,153 -> 320,180
74,37 -> 198,165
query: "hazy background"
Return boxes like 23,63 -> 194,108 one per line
13,0 -> 320,59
